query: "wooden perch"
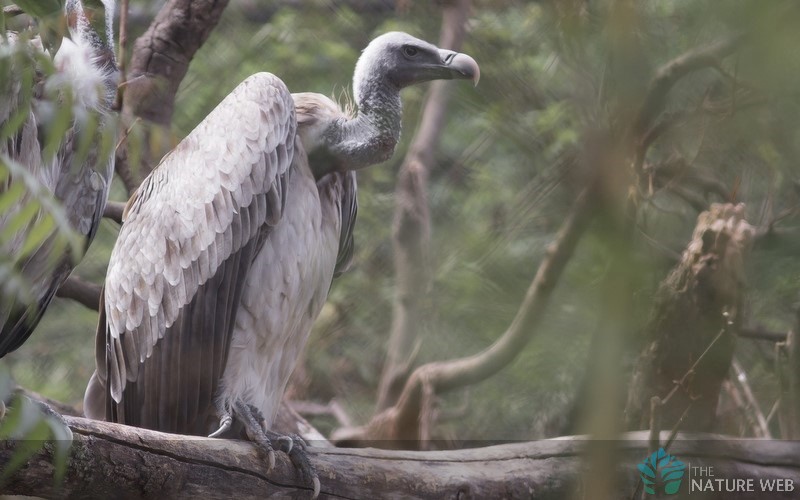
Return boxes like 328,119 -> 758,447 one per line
335,188 -> 595,446
3,418 -> 799,499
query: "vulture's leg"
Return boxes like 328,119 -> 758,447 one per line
217,401 -> 320,498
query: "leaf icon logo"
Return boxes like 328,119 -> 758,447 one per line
638,448 -> 686,495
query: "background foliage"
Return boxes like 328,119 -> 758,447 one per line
3,0 -> 799,444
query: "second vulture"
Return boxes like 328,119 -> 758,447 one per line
84,31 -> 478,494
0,0 -> 117,357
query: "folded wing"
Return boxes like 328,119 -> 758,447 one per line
94,73 -> 297,434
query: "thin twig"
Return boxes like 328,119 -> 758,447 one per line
738,325 -> 788,343
766,399 -> 780,426
289,400 -> 353,428
731,358 -> 770,438
114,117 -> 142,196
662,326 -> 727,406
664,404 -> 693,450
114,117 -> 141,154
113,0 -> 130,111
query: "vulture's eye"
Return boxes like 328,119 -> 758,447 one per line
402,46 -> 419,58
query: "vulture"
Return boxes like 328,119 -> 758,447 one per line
0,0 -> 118,357
84,32 -> 478,494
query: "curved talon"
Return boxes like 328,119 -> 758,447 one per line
311,476 -> 321,499
277,435 -> 294,454
208,415 -> 232,438
230,403 -> 318,495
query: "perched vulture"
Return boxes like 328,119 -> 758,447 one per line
84,32 -> 478,494
0,0 -> 118,357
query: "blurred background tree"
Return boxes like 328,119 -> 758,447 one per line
3,0 -> 799,452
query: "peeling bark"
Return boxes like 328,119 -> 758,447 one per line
626,203 -> 756,432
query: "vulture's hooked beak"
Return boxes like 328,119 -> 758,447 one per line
438,49 -> 480,86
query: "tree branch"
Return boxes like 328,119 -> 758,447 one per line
633,34 -> 745,136
738,325 -> 788,343
337,188 -> 595,445
376,0 -> 471,412
122,0 -> 231,125
55,275 -> 102,311
3,417 -> 799,499
102,201 -> 125,225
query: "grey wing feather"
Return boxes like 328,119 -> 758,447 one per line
95,73 -> 296,434
0,33 -> 115,357
332,171 -> 357,277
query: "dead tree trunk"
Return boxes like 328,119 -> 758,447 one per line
3,416 -> 799,499
626,203 -> 755,432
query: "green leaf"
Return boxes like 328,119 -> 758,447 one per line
13,0 -> 63,19
18,213 -> 55,258
0,181 -> 26,214
0,197 -> 39,240
0,393 -> 73,488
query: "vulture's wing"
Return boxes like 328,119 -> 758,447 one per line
334,170 -> 357,277
97,73 -> 296,434
0,33 -> 57,356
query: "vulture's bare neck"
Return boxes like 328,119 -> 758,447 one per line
322,79 -> 402,173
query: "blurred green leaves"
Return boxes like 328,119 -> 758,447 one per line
0,34 -> 83,306
11,0 -> 63,20
0,367 -> 72,487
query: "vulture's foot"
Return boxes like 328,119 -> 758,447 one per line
211,401 -> 320,498
264,429 -> 320,498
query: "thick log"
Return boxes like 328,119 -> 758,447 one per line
2,417 -> 799,499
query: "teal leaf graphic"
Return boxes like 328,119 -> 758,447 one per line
638,462 -> 656,478
639,448 -> 685,495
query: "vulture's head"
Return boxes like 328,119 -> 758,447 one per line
352,31 -> 480,104
316,31 -> 479,172
65,0 -> 116,56
54,0 -> 118,111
